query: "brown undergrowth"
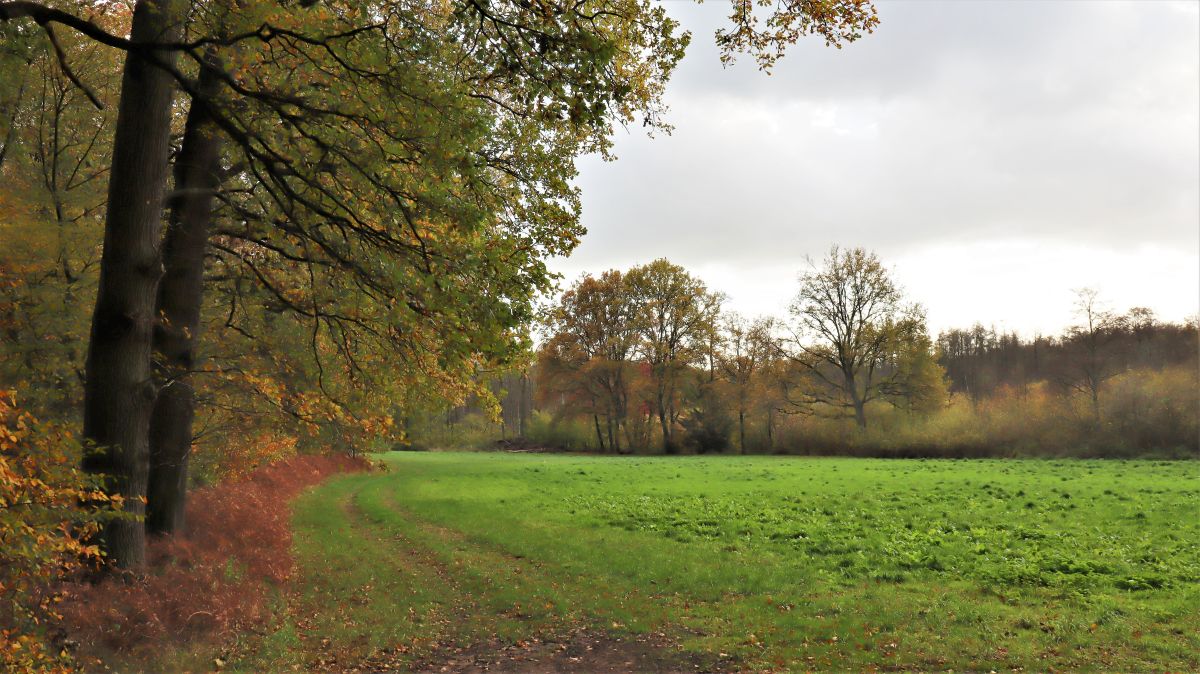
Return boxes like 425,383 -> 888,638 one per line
57,453 -> 369,667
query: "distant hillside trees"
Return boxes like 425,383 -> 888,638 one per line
936,298 -> 1197,418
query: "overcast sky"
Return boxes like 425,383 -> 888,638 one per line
548,0 -> 1200,337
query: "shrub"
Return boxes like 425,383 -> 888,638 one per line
0,391 -> 108,673
58,452 -> 367,661
680,385 -> 733,454
768,364 -> 1198,458
524,411 -> 597,451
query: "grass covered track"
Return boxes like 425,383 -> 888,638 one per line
241,453 -> 1199,672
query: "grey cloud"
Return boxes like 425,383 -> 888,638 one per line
554,0 -> 1198,332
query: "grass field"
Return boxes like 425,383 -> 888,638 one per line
237,452 -> 1199,672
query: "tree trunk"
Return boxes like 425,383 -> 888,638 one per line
739,409 -> 745,454
852,400 -> 867,429
593,414 -> 605,451
146,59 -> 222,536
0,70 -> 25,169
517,374 -> 527,438
658,404 -> 672,453
81,0 -> 181,570
844,371 -> 867,430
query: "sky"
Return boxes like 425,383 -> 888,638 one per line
547,0 -> 1200,337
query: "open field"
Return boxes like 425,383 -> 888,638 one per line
237,453 -> 1199,672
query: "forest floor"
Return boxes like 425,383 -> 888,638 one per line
218,452 -> 1197,673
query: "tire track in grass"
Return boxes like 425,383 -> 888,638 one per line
366,476 -> 818,670
277,466 -> 929,672
240,475 -> 460,672
344,474 -> 739,673
358,464 -> 1019,672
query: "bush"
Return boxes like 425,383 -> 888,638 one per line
525,411 -> 597,451
57,453 -> 368,661
768,365 -> 1199,458
0,391 -> 108,673
680,385 -> 733,454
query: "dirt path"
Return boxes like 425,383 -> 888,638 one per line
360,627 -> 735,673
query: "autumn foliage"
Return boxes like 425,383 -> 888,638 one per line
1,386 -> 366,672
0,391 -> 107,672
57,453 -> 367,662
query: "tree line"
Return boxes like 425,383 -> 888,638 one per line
531,248 -> 947,454
430,250 -> 1196,457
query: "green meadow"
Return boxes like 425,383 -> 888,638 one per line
241,453 -> 1199,672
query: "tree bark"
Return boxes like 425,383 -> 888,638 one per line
853,401 -> 867,429
845,370 -> 867,430
81,0 -> 180,570
657,403 -> 671,453
593,414 -> 605,451
738,409 -> 745,454
0,69 -> 26,169
146,58 -> 222,536
656,374 -> 675,453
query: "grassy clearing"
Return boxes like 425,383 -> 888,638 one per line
239,452 -> 1199,672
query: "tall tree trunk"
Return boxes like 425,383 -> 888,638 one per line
146,59 -> 222,536
612,372 -> 627,453
81,0 -> 180,570
0,68 -> 25,169
593,413 -> 605,451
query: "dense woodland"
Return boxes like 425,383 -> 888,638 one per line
412,255 -> 1198,458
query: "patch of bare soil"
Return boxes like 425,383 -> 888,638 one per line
489,438 -> 563,453
399,628 -> 736,674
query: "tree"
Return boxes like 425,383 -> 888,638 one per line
715,0 -> 879,70
717,313 -> 777,453
144,54 -> 222,535
0,13 -> 118,424
541,271 -> 640,451
784,246 -> 924,430
626,259 -> 722,452
1059,288 -> 1125,424
6,0 -> 693,562
74,0 -> 180,570
886,318 -> 948,415
679,377 -> 733,454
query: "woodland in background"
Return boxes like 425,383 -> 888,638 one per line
410,254 -> 1198,459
